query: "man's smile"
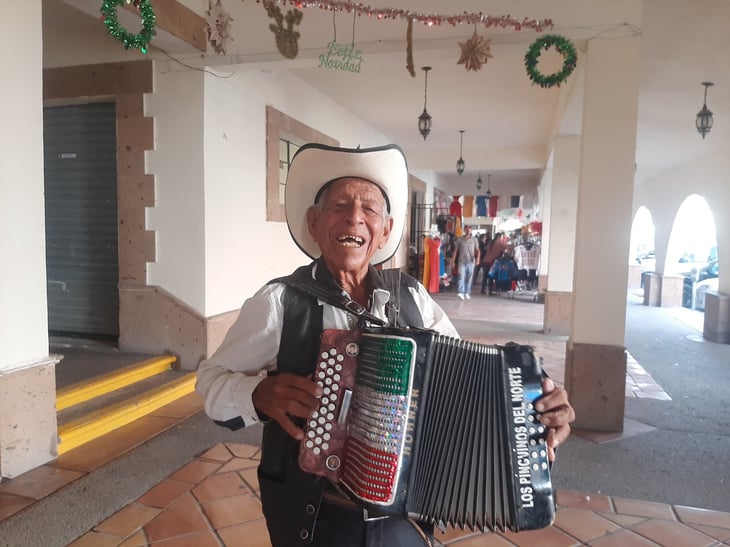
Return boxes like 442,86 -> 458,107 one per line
336,234 -> 365,248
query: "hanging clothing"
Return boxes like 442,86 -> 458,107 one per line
449,196 -> 462,218
426,236 -> 441,293
462,196 -> 475,218
421,236 -> 431,289
514,243 -> 541,271
488,196 -> 499,218
475,195 -> 488,217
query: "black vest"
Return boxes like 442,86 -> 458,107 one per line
258,260 -> 424,546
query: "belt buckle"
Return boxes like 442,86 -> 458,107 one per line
362,508 -> 389,522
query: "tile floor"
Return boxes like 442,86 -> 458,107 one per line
68,442 -> 730,547
2,289 -> 729,546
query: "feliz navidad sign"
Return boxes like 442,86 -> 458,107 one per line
319,41 -> 364,73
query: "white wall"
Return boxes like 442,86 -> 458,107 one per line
146,64 -> 207,312
149,64 -> 391,317
0,0 -> 49,372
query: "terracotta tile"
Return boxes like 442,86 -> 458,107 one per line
217,518 -> 272,547
149,393 -> 204,419
217,456 -> 259,474
137,479 -> 193,509
553,507 -> 620,542
613,497 -> 676,520
199,443 -> 233,463
54,415 -> 180,472
631,518 -> 716,547
0,465 -> 84,499
144,492 -> 210,543
434,525 -> 481,544
94,502 -> 161,537
66,531 -> 122,547
170,459 -> 222,485
589,529 -> 664,546
498,524 -> 579,546
676,506 -> 730,529
202,492 -> 263,528
556,490 -> 613,512
598,512 -> 647,528
239,466 -> 260,494
226,443 -> 260,459
119,530 -> 148,546
692,524 -> 730,541
147,529 -> 221,546
444,532 -> 514,546
192,472 -> 248,503
0,492 -> 35,520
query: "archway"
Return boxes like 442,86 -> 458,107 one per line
666,195 -> 717,275
666,195 -> 717,310
629,206 -> 656,270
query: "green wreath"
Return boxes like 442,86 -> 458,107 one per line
100,0 -> 156,54
524,34 -> 577,88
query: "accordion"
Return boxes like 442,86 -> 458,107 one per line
298,328 -> 555,532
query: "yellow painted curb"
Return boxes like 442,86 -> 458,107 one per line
57,372 -> 196,455
56,355 -> 177,412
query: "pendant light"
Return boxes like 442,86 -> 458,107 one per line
456,129 -> 465,175
476,171 -> 483,191
696,81 -> 714,139
418,67 -> 433,140
485,173 -> 492,200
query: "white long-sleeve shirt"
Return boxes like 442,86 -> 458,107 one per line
195,269 -> 458,427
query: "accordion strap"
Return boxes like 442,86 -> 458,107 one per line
277,275 -> 387,327
379,268 -> 401,326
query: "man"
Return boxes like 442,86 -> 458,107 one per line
480,232 -> 508,295
196,143 -> 575,547
473,232 -> 488,285
452,224 -> 480,299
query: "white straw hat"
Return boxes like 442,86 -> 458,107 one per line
284,143 -> 408,265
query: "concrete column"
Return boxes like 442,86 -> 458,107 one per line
660,275 -> 684,308
566,35 -> 641,432
704,291 -> 730,343
543,136 -> 580,335
0,0 -> 59,478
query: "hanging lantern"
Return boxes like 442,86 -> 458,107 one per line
456,129 -> 465,175
696,81 -> 715,139
418,67 -> 433,140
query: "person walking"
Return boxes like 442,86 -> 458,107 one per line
452,225 -> 480,300
474,233 -> 488,285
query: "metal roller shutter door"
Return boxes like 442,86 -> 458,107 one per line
43,103 -> 119,337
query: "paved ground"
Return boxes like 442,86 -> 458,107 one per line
438,289 -> 730,514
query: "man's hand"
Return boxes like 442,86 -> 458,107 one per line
536,378 -> 575,461
252,373 -> 322,440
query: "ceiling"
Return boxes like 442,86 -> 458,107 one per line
46,0 -> 729,200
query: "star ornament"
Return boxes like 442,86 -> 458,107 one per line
457,31 -> 493,72
206,0 -> 234,55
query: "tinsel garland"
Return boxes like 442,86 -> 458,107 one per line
524,34 -> 577,88
256,0 -> 552,32
100,0 -> 156,54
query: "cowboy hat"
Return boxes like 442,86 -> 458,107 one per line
285,143 -> 408,265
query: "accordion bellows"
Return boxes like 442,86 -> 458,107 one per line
299,328 -> 555,532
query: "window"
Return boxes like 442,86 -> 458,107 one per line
278,137 -> 300,208
266,106 -> 337,221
